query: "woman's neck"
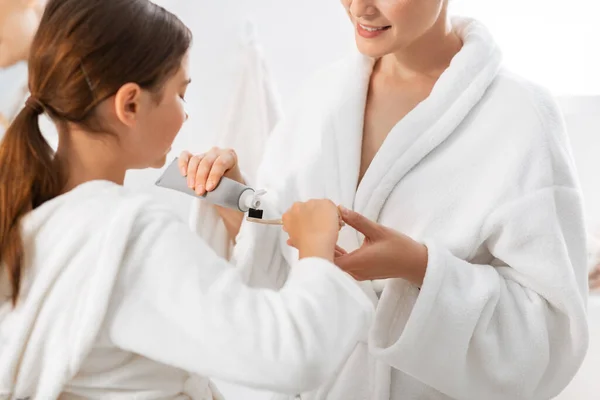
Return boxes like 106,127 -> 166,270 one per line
54,129 -> 127,193
379,12 -> 463,82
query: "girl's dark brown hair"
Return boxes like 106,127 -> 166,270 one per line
0,0 -> 192,305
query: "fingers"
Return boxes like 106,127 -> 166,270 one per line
335,244 -> 347,256
334,249 -> 371,276
178,151 -> 193,175
334,248 -> 346,258
206,150 -> 237,192
180,147 -> 240,195
338,205 -> 382,239
192,152 -> 218,195
186,154 -> 204,190
334,244 -> 350,260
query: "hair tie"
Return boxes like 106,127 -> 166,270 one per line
25,96 -> 44,115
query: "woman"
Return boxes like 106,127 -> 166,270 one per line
0,1 -> 375,399
182,0 -> 589,399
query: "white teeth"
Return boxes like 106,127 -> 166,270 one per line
359,23 -> 387,32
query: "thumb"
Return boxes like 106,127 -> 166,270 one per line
338,206 -> 382,239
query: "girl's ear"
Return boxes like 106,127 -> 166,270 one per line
113,83 -> 143,128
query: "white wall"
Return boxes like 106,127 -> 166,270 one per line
559,96 -> 600,229
452,0 -> 600,96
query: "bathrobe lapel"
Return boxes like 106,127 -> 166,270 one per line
323,18 -> 502,302
325,19 -> 502,236
354,19 -> 503,224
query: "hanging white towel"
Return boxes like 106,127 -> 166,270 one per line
188,19 -> 282,260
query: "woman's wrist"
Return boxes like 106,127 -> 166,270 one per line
215,206 -> 244,242
213,168 -> 245,240
397,239 -> 428,286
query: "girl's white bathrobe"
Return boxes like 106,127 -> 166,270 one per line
232,18 -> 589,400
0,181 -> 374,399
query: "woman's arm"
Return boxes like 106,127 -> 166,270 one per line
214,205 -> 244,242
105,204 -> 373,394
336,189 -> 588,400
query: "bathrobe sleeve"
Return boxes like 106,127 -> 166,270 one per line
104,204 -> 374,395
370,185 -> 589,400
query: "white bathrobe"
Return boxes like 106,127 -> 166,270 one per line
0,181 -> 374,399
232,18 -> 589,400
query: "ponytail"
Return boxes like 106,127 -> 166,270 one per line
0,100 -> 62,305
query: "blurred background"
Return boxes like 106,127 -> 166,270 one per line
1,0 -> 599,398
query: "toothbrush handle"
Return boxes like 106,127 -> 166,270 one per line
246,217 -> 283,225
245,217 -> 346,227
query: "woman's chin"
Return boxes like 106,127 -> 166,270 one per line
355,40 -> 391,59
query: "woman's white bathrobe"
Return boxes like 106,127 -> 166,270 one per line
232,18 -> 589,400
0,181 -> 374,399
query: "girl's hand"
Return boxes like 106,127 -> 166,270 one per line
282,199 -> 343,262
178,148 -> 244,196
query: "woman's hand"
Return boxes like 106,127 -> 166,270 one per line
178,148 -> 244,196
334,206 -> 428,286
282,200 -> 343,262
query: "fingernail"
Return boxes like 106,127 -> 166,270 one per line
187,177 -> 194,188
195,184 -> 204,195
206,180 -> 215,191
180,167 -> 187,176
339,205 -> 349,215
